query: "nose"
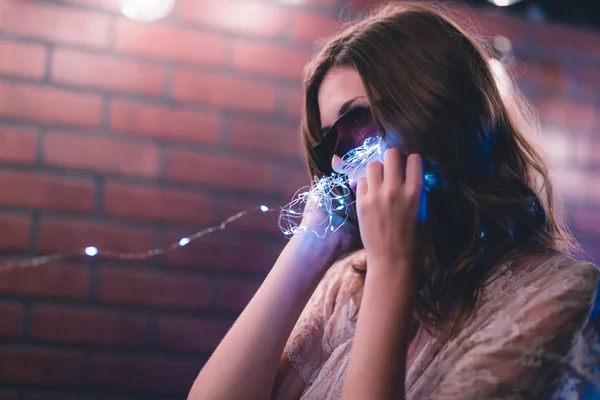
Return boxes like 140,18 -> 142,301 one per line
331,155 -> 347,174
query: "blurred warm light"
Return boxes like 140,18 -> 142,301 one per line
486,0 -> 523,6
490,58 -> 511,96
539,127 -> 573,167
121,0 -> 175,22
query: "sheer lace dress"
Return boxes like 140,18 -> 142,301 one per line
284,252 -> 600,399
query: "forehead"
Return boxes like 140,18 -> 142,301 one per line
318,67 -> 367,127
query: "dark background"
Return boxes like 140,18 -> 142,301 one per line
0,0 -> 598,398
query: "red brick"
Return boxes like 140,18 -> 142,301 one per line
579,67 -> 600,87
0,213 -> 31,251
518,59 -> 569,91
222,200 -> 286,236
44,132 -> 159,178
64,0 -> 121,11
0,302 -> 23,338
535,98 -> 596,130
91,353 -> 200,393
167,150 -> 272,192
571,208 -> 600,235
229,118 -> 302,158
0,40 -> 46,78
105,183 -> 213,224
110,100 -> 220,143
0,390 -> 18,400
0,264 -> 90,299
344,0 -> 384,12
279,166 -> 311,198
0,1 -> 110,48
179,0 -> 289,37
535,23 -> 600,58
292,12 -> 339,43
0,170 -> 94,213
31,305 -> 149,348
172,68 -> 277,113
0,82 -> 102,128
98,268 -> 210,309
277,0 -> 336,5
0,346 -> 85,386
469,11 -> 527,47
284,88 -> 303,118
573,134 -> 600,168
25,394 -> 132,400
552,169 -> 598,204
0,125 -> 38,164
536,126 -> 573,168
164,233 -> 277,272
25,394 -> 133,400
216,279 -> 261,312
156,316 -> 231,353
232,40 -> 311,78
52,49 -> 166,96
115,19 -> 223,65
38,218 -> 154,254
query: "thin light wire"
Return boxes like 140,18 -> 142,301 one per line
0,205 -> 282,274
0,137 -> 391,274
278,136 -> 385,238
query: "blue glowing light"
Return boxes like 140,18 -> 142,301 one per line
179,237 -> 190,247
84,246 -> 98,257
260,205 -> 269,212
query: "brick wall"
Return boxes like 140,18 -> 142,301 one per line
0,0 -> 598,398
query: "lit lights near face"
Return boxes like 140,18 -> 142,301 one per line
121,0 -> 175,23
279,137 -> 385,238
278,135 -> 440,239
486,0 -> 523,6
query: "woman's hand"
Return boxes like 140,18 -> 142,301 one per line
294,190 -> 362,265
355,149 -> 424,270
341,149 -> 425,400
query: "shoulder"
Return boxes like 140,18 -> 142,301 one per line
529,254 -> 599,298
479,253 -> 599,321
505,253 -> 599,323
318,249 -> 365,293
310,250 -> 365,316
484,252 -> 598,296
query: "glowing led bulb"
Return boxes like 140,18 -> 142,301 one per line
85,246 -> 98,257
121,0 -> 175,23
486,0 -> 522,6
178,238 -> 190,247
260,205 -> 269,212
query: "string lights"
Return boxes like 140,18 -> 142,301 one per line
0,205 -> 278,274
0,135 -> 440,274
279,136 -> 386,238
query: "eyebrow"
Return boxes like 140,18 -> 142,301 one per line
319,96 -> 365,136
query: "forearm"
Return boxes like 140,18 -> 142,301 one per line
341,259 -> 415,400
188,235 -> 340,400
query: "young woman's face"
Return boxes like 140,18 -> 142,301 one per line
318,67 -> 372,191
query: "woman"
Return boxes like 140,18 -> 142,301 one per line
188,3 -> 600,399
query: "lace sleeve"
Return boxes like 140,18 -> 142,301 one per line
283,261 -> 344,385
430,261 -> 600,399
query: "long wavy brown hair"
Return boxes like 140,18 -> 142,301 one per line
300,2 -> 578,335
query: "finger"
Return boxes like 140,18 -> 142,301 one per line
366,160 -> 383,188
383,148 -> 404,184
405,153 -> 424,192
356,175 -> 368,198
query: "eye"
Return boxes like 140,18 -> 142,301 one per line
351,107 -> 371,129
